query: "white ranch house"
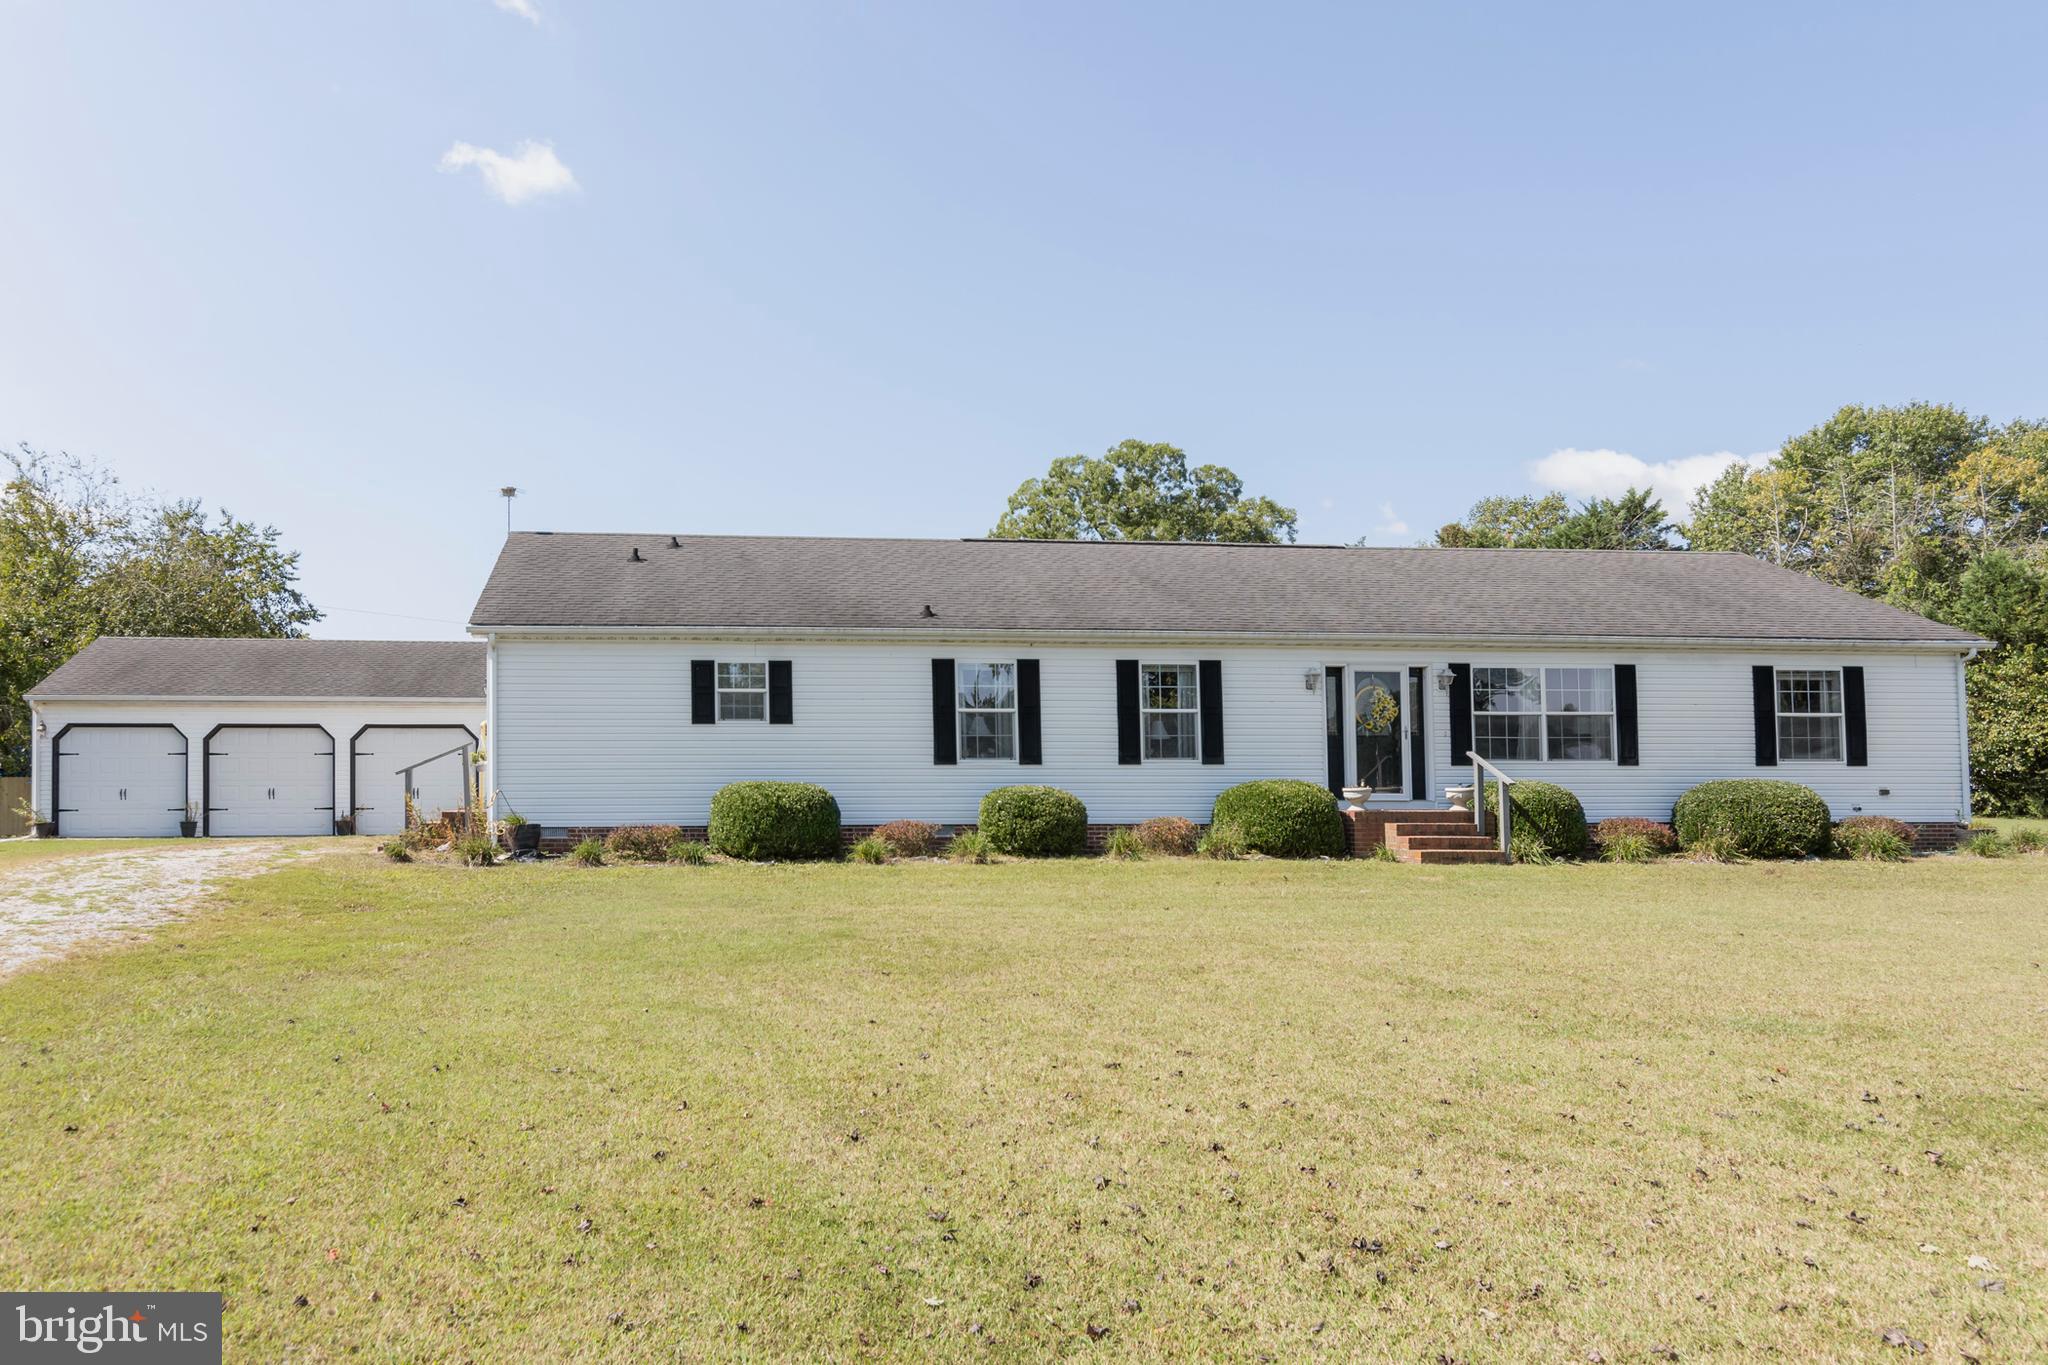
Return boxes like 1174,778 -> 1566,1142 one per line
24,535 -> 1985,853
465,534 -> 1986,851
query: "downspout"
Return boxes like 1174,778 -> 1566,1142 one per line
1956,646 -> 1980,826
485,633 -> 499,822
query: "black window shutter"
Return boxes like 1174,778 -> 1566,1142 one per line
768,660 -> 793,725
1448,662 -> 1472,763
1016,659 -> 1042,765
1115,659 -> 1141,765
690,660 -> 716,724
1843,665 -> 1868,767
1614,664 -> 1639,766
1198,659 -> 1224,765
1752,665 -> 1778,766
931,658 -> 957,765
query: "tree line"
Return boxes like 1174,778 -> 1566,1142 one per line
0,447 -> 319,775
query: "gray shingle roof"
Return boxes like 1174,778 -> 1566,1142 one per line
28,638 -> 486,700
468,533 -> 1982,645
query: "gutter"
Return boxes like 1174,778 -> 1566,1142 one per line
465,623 -> 1989,653
24,694 -> 487,704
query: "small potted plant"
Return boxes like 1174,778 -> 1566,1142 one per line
179,801 -> 199,838
504,809 -> 541,855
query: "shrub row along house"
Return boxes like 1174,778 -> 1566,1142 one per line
26,534 -> 1987,850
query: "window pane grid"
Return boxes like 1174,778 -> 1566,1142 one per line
1141,663 -> 1199,760
1775,668 -> 1844,762
957,662 -> 1017,760
715,661 -> 768,722
1471,666 -> 1616,762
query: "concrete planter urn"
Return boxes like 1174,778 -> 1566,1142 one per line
1444,785 -> 1475,812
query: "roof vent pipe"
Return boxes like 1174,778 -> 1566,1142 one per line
669,536 -> 682,548
920,604 -> 937,618
629,547 -> 644,562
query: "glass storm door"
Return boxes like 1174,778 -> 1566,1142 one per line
1352,669 -> 1406,796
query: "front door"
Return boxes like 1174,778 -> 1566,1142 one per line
1351,668 -> 1406,797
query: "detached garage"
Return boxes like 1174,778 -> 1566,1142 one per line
26,638 -> 484,838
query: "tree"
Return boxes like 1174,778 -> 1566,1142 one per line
0,446 -> 319,774
1434,487 -> 1674,550
992,440 -> 1298,543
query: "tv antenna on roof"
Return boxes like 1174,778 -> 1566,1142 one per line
500,486 -> 519,535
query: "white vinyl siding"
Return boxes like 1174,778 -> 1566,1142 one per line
489,638 -> 1969,829
1441,648 -> 1968,822
490,640 -> 1324,825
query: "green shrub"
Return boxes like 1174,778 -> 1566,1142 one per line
1510,831 -> 1558,864
1834,823 -> 1909,861
2011,827 -> 2047,854
1597,831 -> 1661,864
1209,780 -> 1344,858
1360,841 -> 1400,863
666,838 -> 711,865
947,829 -> 993,863
874,820 -> 940,858
708,781 -> 842,861
850,835 -> 890,864
1960,830 -> 2011,858
1681,832 -> 1745,863
1197,822 -> 1248,860
1835,814 -> 1914,844
1483,779 -> 1588,859
1104,827 -> 1144,860
1590,817 -> 1677,857
978,786 -> 1088,857
454,833 -> 498,867
381,838 -> 413,863
606,825 -> 683,862
1671,780 -> 1832,859
570,838 -> 605,866
1135,816 -> 1200,856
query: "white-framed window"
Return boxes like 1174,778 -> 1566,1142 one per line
957,662 -> 1017,760
716,662 -> 768,721
1542,666 -> 1615,761
1775,668 -> 1844,762
1141,663 -> 1199,760
1472,665 -> 1615,762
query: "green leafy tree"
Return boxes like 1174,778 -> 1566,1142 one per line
0,446 -> 319,773
1436,488 -> 1673,549
992,440 -> 1298,543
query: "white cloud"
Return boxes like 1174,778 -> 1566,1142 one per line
1371,501 -> 1409,540
439,140 -> 577,205
492,0 -> 541,23
1529,447 -> 1773,514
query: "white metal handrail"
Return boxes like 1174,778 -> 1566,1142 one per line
1465,750 -> 1517,862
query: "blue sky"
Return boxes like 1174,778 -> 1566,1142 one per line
3,2 -> 2043,641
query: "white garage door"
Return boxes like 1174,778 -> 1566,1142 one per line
206,726 -> 335,836
352,727 -> 474,836
55,726 -> 188,837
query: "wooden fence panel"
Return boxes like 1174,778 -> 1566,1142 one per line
0,776 -> 28,838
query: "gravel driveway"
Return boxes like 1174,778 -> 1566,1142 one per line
0,841 -> 313,980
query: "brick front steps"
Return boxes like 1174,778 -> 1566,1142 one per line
1345,806 -> 1507,865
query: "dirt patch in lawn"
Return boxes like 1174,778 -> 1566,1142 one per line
0,841 -> 315,979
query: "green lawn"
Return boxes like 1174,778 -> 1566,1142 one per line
2,853 -> 2045,1361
